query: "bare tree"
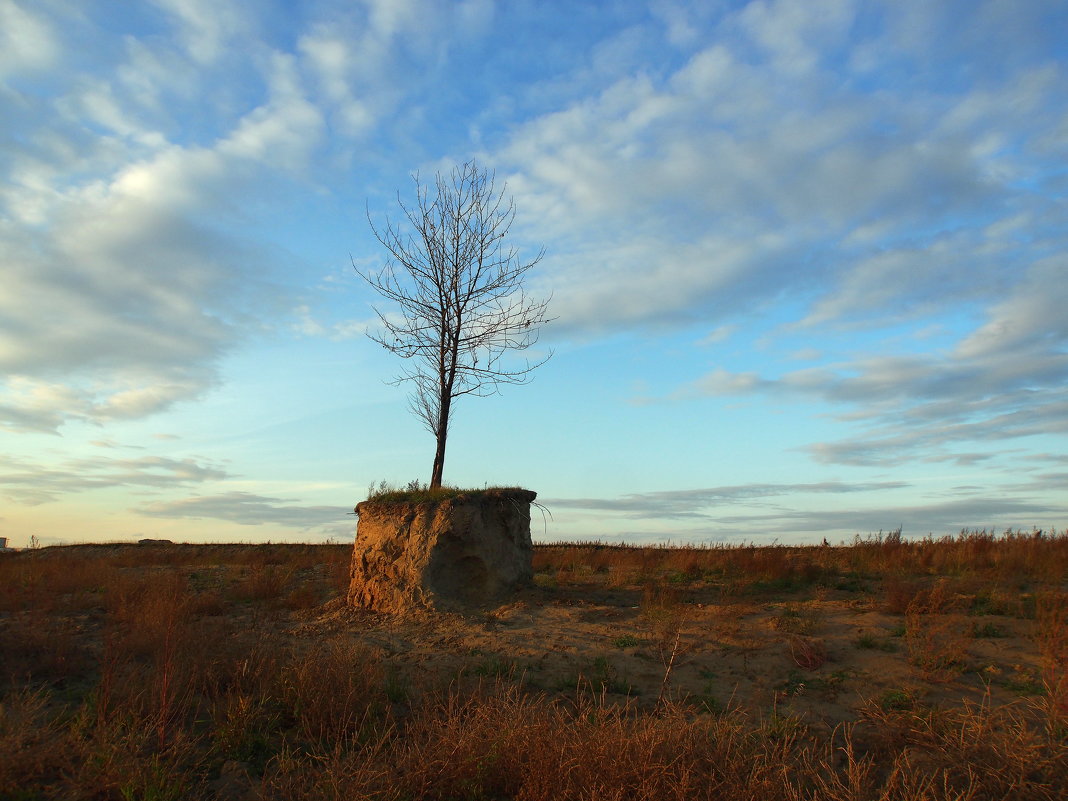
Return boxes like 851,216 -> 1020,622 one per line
357,160 -> 553,489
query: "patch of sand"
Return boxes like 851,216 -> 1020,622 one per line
299,581 -> 1049,733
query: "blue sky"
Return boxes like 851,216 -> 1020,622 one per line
2,0 -> 1066,547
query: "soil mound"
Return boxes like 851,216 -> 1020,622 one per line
348,488 -> 536,613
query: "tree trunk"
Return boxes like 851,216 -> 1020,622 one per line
430,431 -> 447,489
430,393 -> 452,489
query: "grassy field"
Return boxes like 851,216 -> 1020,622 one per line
1,531 -> 1066,800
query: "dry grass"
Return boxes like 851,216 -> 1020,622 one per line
0,531 -> 1065,800
533,529 -> 1068,590
1036,591 -> 1068,736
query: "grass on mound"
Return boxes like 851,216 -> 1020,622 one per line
363,480 -> 528,504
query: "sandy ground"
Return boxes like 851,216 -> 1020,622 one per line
296,578 -> 1052,736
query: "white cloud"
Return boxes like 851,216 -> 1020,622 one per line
292,305 -> 326,337
688,368 -> 767,397
149,0 -> 249,64
0,165 -> 238,380
710,496 -> 1063,538
364,0 -> 422,39
696,325 -> 736,346
95,375 -> 220,421
547,480 -> 909,521
0,378 -> 89,433
547,483 -> 1065,540
501,71 -> 1005,336
139,491 -> 347,529
650,0 -> 704,48
295,0 -> 491,141
735,0 -> 854,74
955,256 -> 1068,360
681,282 -> 1068,466
0,4 -> 343,433
0,451 -> 228,505
489,0 -> 1066,346
291,303 -> 376,341
218,52 -> 324,168
0,1 -> 58,77
298,27 -> 377,137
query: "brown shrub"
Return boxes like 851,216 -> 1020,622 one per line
789,636 -> 828,671
106,570 -> 192,660
235,563 -> 295,603
641,579 -> 686,645
860,699 -> 1067,799
1035,591 -> 1068,733
884,577 -> 959,616
905,611 -> 970,682
0,614 -> 94,683
278,639 -> 387,750
0,688 -> 75,794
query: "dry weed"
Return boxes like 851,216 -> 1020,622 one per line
905,611 -> 970,682
860,697 -> 1067,799
278,638 -> 387,750
3,537 -> 1067,801
236,562 -> 295,603
771,603 -> 823,636
789,636 -> 828,671
0,688 -> 73,795
1035,591 -> 1068,734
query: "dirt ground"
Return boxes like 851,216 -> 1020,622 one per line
297,575 -> 1055,736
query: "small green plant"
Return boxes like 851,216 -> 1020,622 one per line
1,791 -> 47,801
1018,593 -> 1039,619
383,669 -> 409,704
235,563 -> 293,603
640,579 -> 692,704
613,634 -> 641,649
855,632 -> 898,652
747,576 -> 803,595
1036,594 -> 1068,734
532,572 -> 557,588
560,656 -> 633,695
760,710 -> 805,742
693,679 -> 723,714
834,575 -> 868,593
971,621 -> 1006,639
212,693 -> 278,769
969,589 -> 1022,617
772,604 -> 821,636
812,669 -> 852,695
777,671 -> 807,698
1004,676 -> 1045,696
118,755 -> 186,801
879,688 -> 914,711
471,656 -> 514,678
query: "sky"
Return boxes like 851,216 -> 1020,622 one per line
2,0 -> 1066,548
